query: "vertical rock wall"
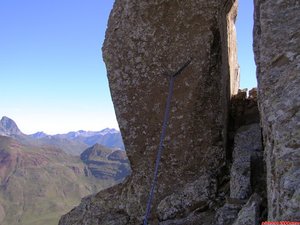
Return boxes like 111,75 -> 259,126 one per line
254,0 -> 300,220
57,0 -> 300,224
103,0 -> 238,221
103,0 -> 238,185
59,0 -> 239,224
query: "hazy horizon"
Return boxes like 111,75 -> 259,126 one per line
1,115 -> 120,135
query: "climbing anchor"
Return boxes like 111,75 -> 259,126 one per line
143,59 -> 192,225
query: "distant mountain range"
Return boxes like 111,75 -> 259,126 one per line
0,116 -> 130,225
0,135 -> 130,225
0,116 -> 125,155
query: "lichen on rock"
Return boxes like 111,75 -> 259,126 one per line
59,0 -> 239,224
59,0 -> 300,224
254,0 -> 300,220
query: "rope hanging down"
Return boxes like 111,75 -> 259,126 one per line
143,59 -> 192,225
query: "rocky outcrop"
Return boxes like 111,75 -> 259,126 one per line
232,193 -> 262,225
156,174 -> 217,222
229,88 -> 260,132
0,116 -> 23,137
59,0 -> 300,224
215,95 -> 265,225
108,150 -> 129,163
230,123 -> 262,200
254,0 -> 300,220
59,0 -> 239,224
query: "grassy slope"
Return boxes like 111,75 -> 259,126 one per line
0,136 -> 119,225
80,144 -> 131,181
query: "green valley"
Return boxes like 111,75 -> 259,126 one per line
0,117 -> 130,225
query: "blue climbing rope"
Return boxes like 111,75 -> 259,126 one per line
143,59 -> 191,225
143,74 -> 174,225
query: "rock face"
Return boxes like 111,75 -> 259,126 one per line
156,174 -> 217,222
59,0 -> 239,224
0,116 -> 23,136
254,0 -> 300,220
230,124 -> 263,200
59,0 -> 300,224
232,193 -> 262,225
214,98 -> 265,225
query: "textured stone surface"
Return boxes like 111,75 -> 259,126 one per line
59,0 -> 239,224
214,194 -> 262,225
232,193 -> 262,225
254,0 -> 300,220
215,95 -> 266,225
230,90 -> 260,132
58,0 -> 300,223
214,201 -> 244,225
230,124 -> 263,200
158,211 -> 215,225
157,174 -> 217,221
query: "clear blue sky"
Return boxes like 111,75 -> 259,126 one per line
0,0 -> 256,134
236,0 -> 257,89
